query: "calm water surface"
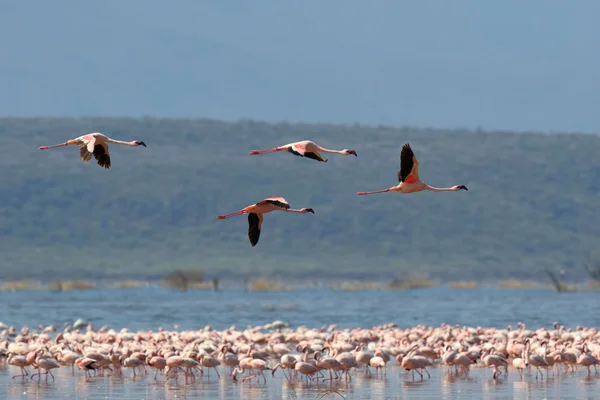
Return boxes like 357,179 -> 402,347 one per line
0,286 -> 599,399
2,363 -> 600,400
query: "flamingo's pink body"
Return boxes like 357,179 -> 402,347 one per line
481,351 -> 508,379
164,355 -> 185,381
357,143 -> 468,195
524,339 -> 549,379
577,344 -> 599,375
249,140 -> 357,162
400,353 -> 432,380
75,357 -> 100,379
7,353 -> 28,379
217,197 -> 314,247
453,352 -> 475,374
31,353 -> 60,382
122,356 -> 144,378
200,354 -> 221,378
512,357 -> 528,379
315,351 -> 342,381
369,351 -> 387,377
272,354 -> 298,379
146,355 -> 167,380
56,348 -> 81,375
294,360 -> 318,381
218,346 -> 239,373
38,132 -> 146,169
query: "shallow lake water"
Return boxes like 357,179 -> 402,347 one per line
2,362 -> 600,400
0,286 -> 599,399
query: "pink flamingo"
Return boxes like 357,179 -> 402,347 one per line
30,351 -> 60,382
38,132 -> 146,169
146,355 -> 166,381
249,140 -> 357,162
576,343 -> 599,376
481,349 -> 508,379
524,339 -> 549,379
164,355 -> 185,382
512,355 -> 528,379
357,143 -> 468,195
7,353 -> 29,379
75,357 -> 100,380
400,349 -> 433,381
217,197 -> 314,247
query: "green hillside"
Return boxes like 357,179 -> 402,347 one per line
1,117 -> 599,281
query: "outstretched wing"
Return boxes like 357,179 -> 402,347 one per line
248,212 -> 263,247
287,142 -> 327,162
302,152 -> 328,162
79,146 -> 93,163
85,136 -> 96,153
397,143 -> 419,183
93,143 -> 111,169
261,197 -> 290,210
76,135 -> 95,163
289,142 -> 307,156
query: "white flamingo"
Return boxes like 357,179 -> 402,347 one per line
249,140 -> 357,162
38,132 -> 146,169
357,143 -> 468,195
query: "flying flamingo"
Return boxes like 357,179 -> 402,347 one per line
357,143 -> 468,195
38,132 -> 146,169
249,140 -> 357,162
217,197 -> 314,247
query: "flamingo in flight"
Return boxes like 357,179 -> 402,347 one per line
38,132 -> 146,169
357,143 -> 468,195
217,197 -> 314,247
249,140 -> 357,162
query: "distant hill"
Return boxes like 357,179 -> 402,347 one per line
0,117 -> 599,281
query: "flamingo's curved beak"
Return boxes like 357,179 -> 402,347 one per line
136,141 -> 147,147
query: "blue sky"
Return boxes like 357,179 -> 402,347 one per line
1,0 -> 599,132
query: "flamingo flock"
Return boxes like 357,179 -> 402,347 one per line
39,134 -> 466,247
1,321 -> 599,387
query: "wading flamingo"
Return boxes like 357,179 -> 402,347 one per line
512,354 -> 528,379
7,353 -> 28,379
38,132 -> 146,169
217,197 -> 314,247
75,357 -> 100,380
357,143 -> 468,195
31,352 -> 60,382
524,339 -> 549,379
249,140 -> 357,162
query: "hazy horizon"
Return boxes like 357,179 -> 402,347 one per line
2,1 -> 600,133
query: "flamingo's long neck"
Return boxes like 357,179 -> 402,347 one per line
284,209 -> 306,214
317,147 -> 344,155
106,138 -> 136,146
424,185 -> 457,192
